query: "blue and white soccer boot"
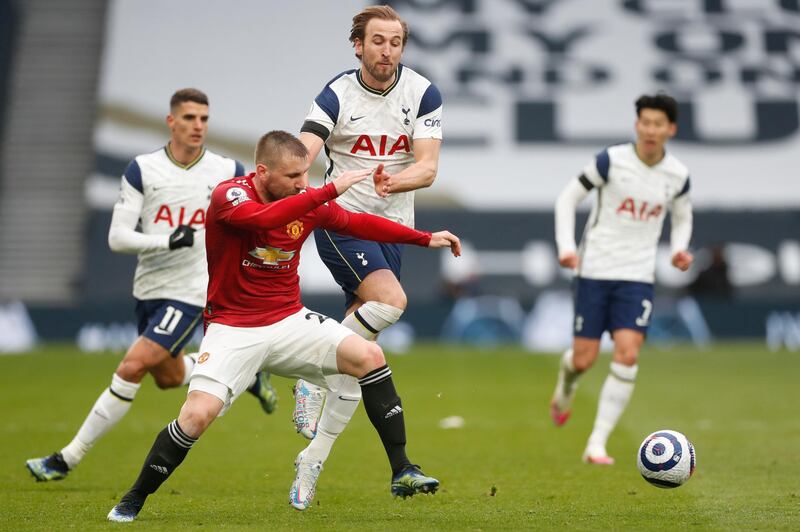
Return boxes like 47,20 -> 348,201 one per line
390,465 -> 439,498
107,492 -> 145,523
292,380 -> 325,439
25,452 -> 69,481
289,450 -> 323,511
252,370 -> 278,414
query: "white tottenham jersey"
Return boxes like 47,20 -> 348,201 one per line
113,147 -> 243,306
301,64 -> 442,228
576,143 -> 691,283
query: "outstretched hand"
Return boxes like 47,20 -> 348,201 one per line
373,163 -> 392,198
428,230 -> 461,257
333,168 -> 373,196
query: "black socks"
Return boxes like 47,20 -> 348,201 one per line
359,365 -> 411,475
127,420 -> 197,499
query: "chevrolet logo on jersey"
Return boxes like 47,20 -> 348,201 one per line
249,246 -> 295,265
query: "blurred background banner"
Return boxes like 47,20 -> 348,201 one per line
0,0 -> 798,349
91,0 -> 800,209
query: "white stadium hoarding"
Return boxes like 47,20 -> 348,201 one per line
97,0 -> 800,210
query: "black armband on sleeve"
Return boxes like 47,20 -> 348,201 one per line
300,120 -> 330,142
578,173 -> 594,191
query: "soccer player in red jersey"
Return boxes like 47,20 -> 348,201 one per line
107,130 -> 460,522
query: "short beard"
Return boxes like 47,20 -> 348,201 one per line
364,61 -> 395,84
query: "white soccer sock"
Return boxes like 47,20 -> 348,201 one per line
554,348 -> 580,410
304,374 -> 361,463
303,302 -> 404,462
587,362 -> 638,454
60,374 -> 140,469
341,301 -> 404,341
181,354 -> 196,386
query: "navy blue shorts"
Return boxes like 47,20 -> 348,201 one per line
573,278 -> 655,339
135,298 -> 203,356
314,228 -> 403,309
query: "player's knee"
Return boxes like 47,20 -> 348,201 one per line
572,357 -> 592,373
384,290 -> 407,310
614,349 -> 639,366
361,342 -> 386,372
572,346 -> 598,372
179,403 -> 216,437
152,371 -> 182,390
116,358 -> 147,382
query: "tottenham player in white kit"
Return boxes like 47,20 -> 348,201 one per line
550,93 -> 694,465
26,89 -> 276,482
288,5 -> 443,509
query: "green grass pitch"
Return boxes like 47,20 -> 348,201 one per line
1,343 -> 798,530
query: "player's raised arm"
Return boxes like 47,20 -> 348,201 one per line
332,168 -> 373,195
213,133 -> 373,231
319,202 -> 460,256
213,182 -> 338,231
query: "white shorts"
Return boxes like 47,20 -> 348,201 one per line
189,307 -> 353,415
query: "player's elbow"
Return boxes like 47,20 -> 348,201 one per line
415,167 -> 437,189
425,162 -> 439,186
108,227 -> 140,254
108,229 -> 125,252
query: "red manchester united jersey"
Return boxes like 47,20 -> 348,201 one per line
204,174 -> 431,327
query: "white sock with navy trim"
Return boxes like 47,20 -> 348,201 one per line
587,362 -> 638,455
342,301 -> 404,341
300,302 -> 404,462
61,374 -> 141,469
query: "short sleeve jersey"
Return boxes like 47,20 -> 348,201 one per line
115,147 -> 244,306
578,143 -> 691,283
301,64 -> 442,228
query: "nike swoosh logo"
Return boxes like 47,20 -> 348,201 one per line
350,115 -> 366,121
338,396 -> 360,402
174,231 -> 184,240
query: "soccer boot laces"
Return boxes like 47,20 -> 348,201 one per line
289,450 -> 323,511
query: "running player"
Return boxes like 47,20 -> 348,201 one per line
26,89 -> 277,482
291,5 -> 443,509
550,93 -> 694,464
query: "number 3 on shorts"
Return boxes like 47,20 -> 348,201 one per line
635,299 -> 653,327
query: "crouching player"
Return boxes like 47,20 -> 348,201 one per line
107,130 -> 460,522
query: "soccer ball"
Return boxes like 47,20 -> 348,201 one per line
637,430 -> 696,488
